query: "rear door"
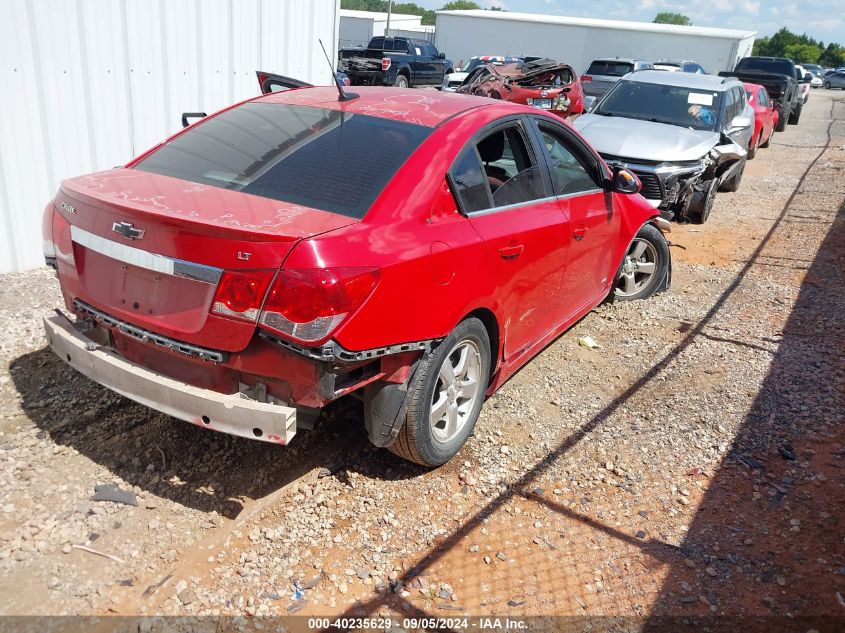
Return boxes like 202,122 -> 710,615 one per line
528,117 -> 621,312
256,71 -> 312,94
412,41 -> 435,84
448,117 -> 571,360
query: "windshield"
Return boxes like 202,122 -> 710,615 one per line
595,80 -> 723,131
462,58 -> 485,73
736,57 -> 794,75
135,103 -> 431,219
585,60 -> 634,77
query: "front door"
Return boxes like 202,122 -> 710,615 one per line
448,118 -> 571,360
529,118 -> 621,312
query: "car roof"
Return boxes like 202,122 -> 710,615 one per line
590,58 -> 649,64
254,86 -> 491,127
624,69 -> 737,91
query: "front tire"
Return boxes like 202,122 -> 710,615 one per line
687,177 -> 718,223
823,81 -> 830,89
389,318 -> 491,467
788,104 -> 802,125
719,158 -> 745,193
614,223 -> 670,302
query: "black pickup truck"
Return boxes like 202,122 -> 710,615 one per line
719,57 -> 806,131
338,36 -> 453,88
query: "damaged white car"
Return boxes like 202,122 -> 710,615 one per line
574,71 -> 753,223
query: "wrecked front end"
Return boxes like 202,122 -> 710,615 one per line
602,139 -> 746,220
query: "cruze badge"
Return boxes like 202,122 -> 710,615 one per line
112,221 -> 145,240
60,202 -> 77,214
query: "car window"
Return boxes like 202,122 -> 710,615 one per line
135,103 -> 431,219
370,37 -> 384,50
394,40 -> 409,53
585,61 -> 634,76
450,148 -> 491,213
536,124 -> 599,196
450,124 -> 546,213
424,43 -> 437,57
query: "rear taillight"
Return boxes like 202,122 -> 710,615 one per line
212,271 -> 275,322
581,75 -> 592,82
259,267 -> 379,344
382,57 -> 391,71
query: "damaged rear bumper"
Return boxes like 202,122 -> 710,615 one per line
43,313 -> 297,444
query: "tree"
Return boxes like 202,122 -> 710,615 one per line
653,12 -> 691,26
819,43 -> 845,68
783,43 -> 822,64
440,1 -> 481,9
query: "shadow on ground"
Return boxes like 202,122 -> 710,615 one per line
642,199 -> 845,632
9,349 -> 426,519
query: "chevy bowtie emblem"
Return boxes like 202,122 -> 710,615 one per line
112,221 -> 145,240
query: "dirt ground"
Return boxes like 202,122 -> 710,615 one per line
0,90 -> 842,631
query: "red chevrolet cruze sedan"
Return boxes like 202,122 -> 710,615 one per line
42,86 -> 670,467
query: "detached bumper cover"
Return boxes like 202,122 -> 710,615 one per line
43,313 -> 296,444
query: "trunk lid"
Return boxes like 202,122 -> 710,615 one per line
53,169 -> 356,352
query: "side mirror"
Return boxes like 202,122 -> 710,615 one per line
730,114 -> 752,130
583,95 -> 597,112
611,168 -> 641,194
438,52 -> 446,59
802,73 -> 812,83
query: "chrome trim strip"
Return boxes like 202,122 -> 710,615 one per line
69,225 -> 222,284
465,189 -> 602,218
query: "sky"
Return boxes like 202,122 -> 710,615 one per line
416,0 -> 845,44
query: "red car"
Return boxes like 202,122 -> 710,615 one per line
42,84 -> 670,467
743,82 -> 778,159
457,58 -> 584,118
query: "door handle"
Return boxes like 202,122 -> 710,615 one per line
498,244 -> 524,260
573,225 -> 587,241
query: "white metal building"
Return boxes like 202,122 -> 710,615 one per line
339,9 -> 427,48
0,0 -> 341,273
435,10 -> 755,78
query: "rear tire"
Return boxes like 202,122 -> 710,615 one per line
719,158 -> 745,193
394,74 -> 409,88
389,318 -> 490,467
613,223 -> 670,302
687,177 -> 718,223
775,107 -> 788,131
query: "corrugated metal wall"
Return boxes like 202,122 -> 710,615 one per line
435,13 -> 754,80
0,0 -> 340,273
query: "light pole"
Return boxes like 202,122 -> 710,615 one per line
386,0 -> 393,34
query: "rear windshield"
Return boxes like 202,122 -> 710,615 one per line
585,61 -> 634,77
735,58 -> 794,76
134,103 -> 431,219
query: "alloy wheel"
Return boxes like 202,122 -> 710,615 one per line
429,340 -> 482,444
616,238 -> 658,298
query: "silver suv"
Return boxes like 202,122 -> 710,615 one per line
574,71 -> 754,223
581,58 -> 654,98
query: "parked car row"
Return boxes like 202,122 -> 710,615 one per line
36,49 -> 807,469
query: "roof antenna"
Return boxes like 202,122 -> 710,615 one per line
319,39 -> 359,102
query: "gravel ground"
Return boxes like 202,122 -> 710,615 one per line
0,91 -> 842,625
